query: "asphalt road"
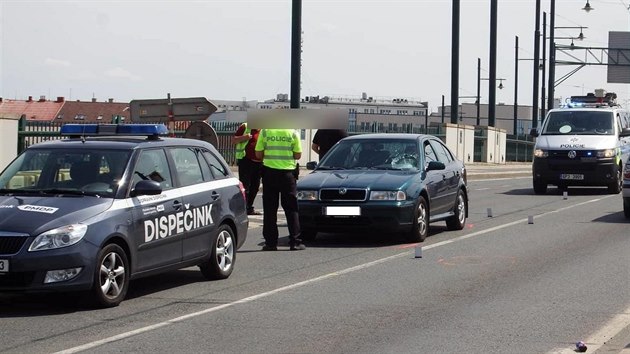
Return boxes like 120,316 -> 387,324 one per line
1,176 -> 629,354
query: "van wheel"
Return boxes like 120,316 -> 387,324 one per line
200,224 -> 235,280
92,244 -> 129,308
407,196 -> 428,243
624,198 -> 630,219
446,190 -> 466,230
533,179 -> 547,194
608,167 -> 622,194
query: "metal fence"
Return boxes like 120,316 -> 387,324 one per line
17,119 -> 533,164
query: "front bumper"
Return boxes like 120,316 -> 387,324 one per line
0,239 -> 99,292
533,157 -> 619,186
298,201 -> 416,233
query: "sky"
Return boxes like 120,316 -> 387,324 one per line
1,0 -> 629,114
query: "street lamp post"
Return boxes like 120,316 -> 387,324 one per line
547,0 -> 555,111
533,0 -> 541,129
514,35 -> 519,136
488,0 -> 498,127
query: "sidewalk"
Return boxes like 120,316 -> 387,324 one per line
229,162 -> 532,180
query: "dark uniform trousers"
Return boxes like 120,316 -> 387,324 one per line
237,158 -> 262,212
261,166 -> 302,247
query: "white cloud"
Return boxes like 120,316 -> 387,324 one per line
44,58 -> 71,67
104,67 -> 141,81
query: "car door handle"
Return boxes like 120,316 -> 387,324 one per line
211,191 -> 220,201
173,200 -> 182,210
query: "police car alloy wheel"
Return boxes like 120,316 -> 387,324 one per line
408,196 -> 428,243
92,243 -> 129,308
446,190 -> 467,231
200,224 -> 235,280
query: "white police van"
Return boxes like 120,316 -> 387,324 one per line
530,92 -> 630,194
0,124 -> 248,307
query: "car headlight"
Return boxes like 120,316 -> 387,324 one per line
297,190 -> 318,201
534,149 -> 548,158
596,149 -> 616,158
29,224 -> 88,252
370,191 -> 406,201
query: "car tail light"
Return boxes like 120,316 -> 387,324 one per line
238,182 -> 246,201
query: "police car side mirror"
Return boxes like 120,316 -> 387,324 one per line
620,128 -> 630,138
425,161 -> 446,172
306,161 -> 317,170
529,128 -> 539,137
131,180 -> 162,197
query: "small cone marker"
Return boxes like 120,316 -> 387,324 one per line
528,215 -> 534,224
487,208 -> 493,217
414,244 -> 422,258
563,191 -> 568,200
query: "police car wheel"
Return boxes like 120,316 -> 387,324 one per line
200,224 -> 235,280
608,168 -> 622,194
446,190 -> 466,231
92,244 -> 129,308
407,196 -> 428,243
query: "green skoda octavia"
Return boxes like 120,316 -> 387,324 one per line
297,134 -> 468,243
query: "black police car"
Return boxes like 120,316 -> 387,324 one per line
297,134 -> 468,243
0,124 -> 248,307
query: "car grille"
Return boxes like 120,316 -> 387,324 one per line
0,236 -> 28,255
319,188 -> 367,201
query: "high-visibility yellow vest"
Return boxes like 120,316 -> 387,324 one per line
235,123 -> 250,160
255,129 -> 301,170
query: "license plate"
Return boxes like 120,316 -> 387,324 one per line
560,174 -> 584,180
325,206 -> 361,216
0,259 -> 8,273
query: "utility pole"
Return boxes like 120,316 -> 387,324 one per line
532,0 -> 541,128
451,0 -> 460,124
488,0 -> 498,127
290,0 -> 302,109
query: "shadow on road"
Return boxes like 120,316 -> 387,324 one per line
502,186 -> 613,196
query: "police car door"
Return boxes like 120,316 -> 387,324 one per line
168,147 -> 220,261
130,148 -> 183,272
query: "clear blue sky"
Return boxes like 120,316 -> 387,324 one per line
1,0 -> 629,113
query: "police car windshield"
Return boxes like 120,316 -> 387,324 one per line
0,149 -> 131,198
542,111 -> 615,135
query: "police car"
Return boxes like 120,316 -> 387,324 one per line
0,124 -> 248,307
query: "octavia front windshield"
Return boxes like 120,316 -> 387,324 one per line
541,111 -> 614,135
0,149 -> 131,197
318,139 -> 420,170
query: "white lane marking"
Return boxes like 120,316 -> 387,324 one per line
546,307 -> 630,354
55,195 -> 612,354
474,188 -> 491,191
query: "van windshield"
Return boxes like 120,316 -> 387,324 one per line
541,111 -> 614,135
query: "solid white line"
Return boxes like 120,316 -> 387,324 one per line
546,307 -> 630,354
54,195 -> 612,354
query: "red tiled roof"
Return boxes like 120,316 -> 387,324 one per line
0,98 -> 130,122
56,101 -> 130,123
0,99 -> 64,121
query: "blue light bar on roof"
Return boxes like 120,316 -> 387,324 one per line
61,124 -> 169,136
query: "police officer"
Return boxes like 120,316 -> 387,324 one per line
232,122 -> 262,215
254,128 -> 305,251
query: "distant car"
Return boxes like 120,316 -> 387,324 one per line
297,134 -> 468,242
0,124 -> 248,307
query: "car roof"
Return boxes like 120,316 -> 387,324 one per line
343,133 -> 431,141
29,136 -> 215,151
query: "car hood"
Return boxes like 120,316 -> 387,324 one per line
298,170 -> 417,190
0,195 -> 113,235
